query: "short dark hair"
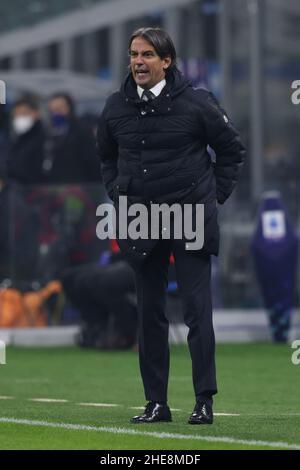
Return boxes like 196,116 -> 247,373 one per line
12,95 -> 40,111
48,92 -> 75,116
128,27 -> 177,70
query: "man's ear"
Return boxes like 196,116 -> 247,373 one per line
163,57 -> 172,70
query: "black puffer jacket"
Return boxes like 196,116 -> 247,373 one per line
97,68 -> 245,265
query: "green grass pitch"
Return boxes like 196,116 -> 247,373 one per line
0,343 -> 299,450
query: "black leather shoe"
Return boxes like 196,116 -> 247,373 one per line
188,401 -> 213,424
130,402 -> 172,424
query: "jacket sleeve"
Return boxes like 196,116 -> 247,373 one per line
201,91 -> 246,204
96,105 -> 118,200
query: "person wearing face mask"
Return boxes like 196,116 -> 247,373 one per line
43,92 -> 99,184
7,96 -> 46,185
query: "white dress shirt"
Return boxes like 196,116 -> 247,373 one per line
137,78 -> 166,99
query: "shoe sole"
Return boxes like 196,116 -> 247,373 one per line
130,418 -> 172,424
188,420 -> 213,425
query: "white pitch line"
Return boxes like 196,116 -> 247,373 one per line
29,398 -> 69,403
130,407 -> 148,410
0,417 -> 299,450
245,413 -> 300,417
0,396 -> 15,400
78,403 -> 120,408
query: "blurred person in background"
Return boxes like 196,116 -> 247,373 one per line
0,164 -> 40,285
251,192 -> 298,342
61,240 -> 137,350
44,92 -> 99,184
7,96 -> 45,185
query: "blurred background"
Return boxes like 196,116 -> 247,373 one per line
0,0 -> 300,347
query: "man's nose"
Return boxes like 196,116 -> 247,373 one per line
134,54 -> 144,65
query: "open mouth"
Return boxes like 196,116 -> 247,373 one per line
135,70 -> 149,79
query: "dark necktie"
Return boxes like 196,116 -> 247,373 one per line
142,89 -> 155,101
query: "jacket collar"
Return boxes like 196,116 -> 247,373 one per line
121,67 -> 191,105
137,78 -> 166,99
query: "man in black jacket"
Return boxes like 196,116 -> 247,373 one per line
8,96 -> 45,185
97,27 -> 245,424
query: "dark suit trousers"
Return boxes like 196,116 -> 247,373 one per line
134,239 -> 217,403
